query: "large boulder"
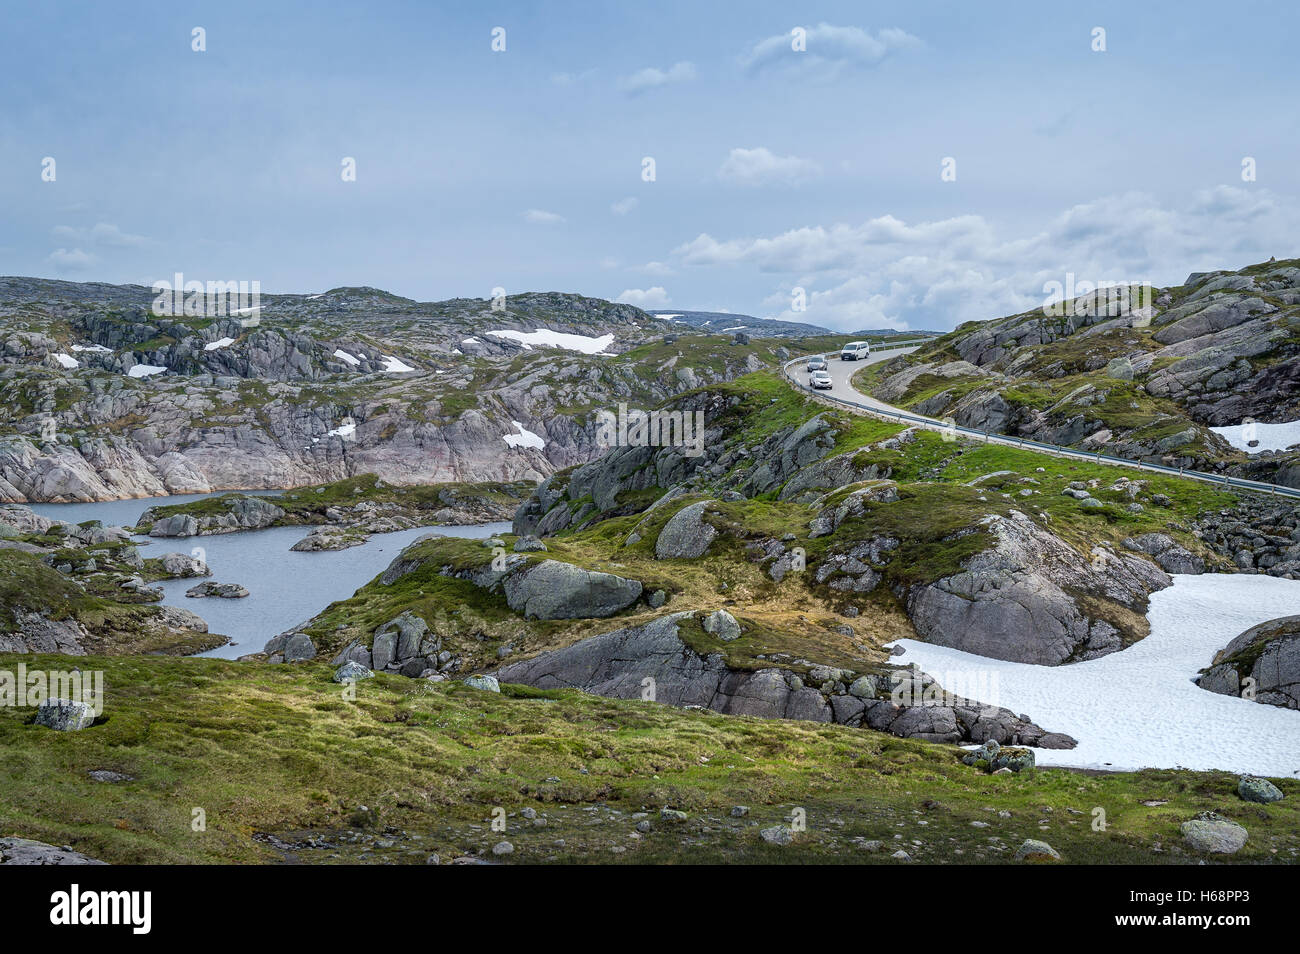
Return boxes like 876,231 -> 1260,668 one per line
1181,814 -> 1248,854
158,551 -> 211,578
502,559 -> 642,619
1197,615 -> 1300,709
655,501 -> 717,560
34,699 -> 96,731
1121,533 -> 1205,575
906,511 -> 1170,664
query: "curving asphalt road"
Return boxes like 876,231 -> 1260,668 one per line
783,344 -> 1300,501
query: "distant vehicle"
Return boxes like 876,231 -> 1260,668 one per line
806,354 -> 828,372
810,369 -> 833,390
840,341 -> 872,361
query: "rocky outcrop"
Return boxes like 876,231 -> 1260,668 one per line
1121,533 -> 1205,574
494,611 -> 1075,747
185,581 -> 249,599
0,611 -> 90,655
0,838 -> 106,865
502,560 -> 642,619
1197,615 -> 1300,709
142,497 -> 285,536
654,501 -> 717,559
905,511 -> 1170,664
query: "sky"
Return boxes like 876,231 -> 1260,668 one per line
2,0 -> 1297,331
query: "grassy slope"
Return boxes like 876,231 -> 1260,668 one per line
1,654 -> 1295,865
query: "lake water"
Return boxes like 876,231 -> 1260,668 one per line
28,492 -> 510,659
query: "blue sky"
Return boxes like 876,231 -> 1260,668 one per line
2,0 -> 1297,330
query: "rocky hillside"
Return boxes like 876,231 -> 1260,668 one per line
856,258 -> 1300,487
0,277 -> 846,501
262,373 -> 1294,760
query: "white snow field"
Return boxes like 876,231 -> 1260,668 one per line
888,573 -> 1300,778
126,364 -> 167,378
1210,419 -> 1300,454
502,421 -> 546,450
53,353 -> 78,368
486,328 -> 615,355
381,354 -> 415,373
71,343 -> 110,353
204,337 -> 236,351
332,349 -> 360,366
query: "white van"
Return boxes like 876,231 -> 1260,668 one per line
840,341 -> 872,361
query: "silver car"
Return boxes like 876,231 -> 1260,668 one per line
806,354 -> 828,372
810,369 -> 833,390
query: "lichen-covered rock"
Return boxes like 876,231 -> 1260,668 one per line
907,510 -> 1170,664
1181,814 -> 1248,854
1198,615 -> 1300,710
34,698 -> 96,731
0,837 -> 106,865
702,609 -> 741,642
655,501 -> 717,560
1238,776 -> 1284,804
1014,839 -> 1061,862
502,559 -> 642,619
463,674 -> 500,692
333,661 -> 373,683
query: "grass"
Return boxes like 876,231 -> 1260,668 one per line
1,653 -> 1294,865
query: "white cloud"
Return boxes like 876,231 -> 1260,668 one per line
616,286 -> 672,309
742,24 -> 920,78
637,261 -> 675,276
52,222 -> 148,247
718,147 -> 821,187
45,248 -> 96,272
617,61 -> 696,95
610,196 -> 639,215
673,186 -> 1300,331
524,208 -> 566,225
552,68 -> 597,86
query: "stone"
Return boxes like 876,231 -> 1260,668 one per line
503,560 -> 642,619
1014,839 -> 1061,862
513,535 -> 547,552
184,581 -> 249,598
730,806 -> 749,817
159,551 -> 210,577
1181,814 -> 1248,854
702,608 -> 741,642
283,633 -> 316,662
463,674 -> 500,692
655,501 -> 718,559
492,841 -> 514,856
660,808 -> 688,822
760,826 -> 793,846
0,838 -> 105,865
34,698 -> 96,731
1237,776 -> 1284,804
333,661 -> 373,683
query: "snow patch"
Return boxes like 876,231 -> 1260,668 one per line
333,349 -> 361,366
486,328 -> 615,355
327,421 -> 356,438
503,420 -> 546,450
71,343 -> 110,353
127,365 -> 167,378
204,337 -> 236,351
381,354 -> 415,373
53,353 -> 78,369
888,573 -> 1300,778
1211,420 -> 1300,454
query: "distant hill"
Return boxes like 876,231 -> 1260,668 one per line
650,310 -> 834,338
